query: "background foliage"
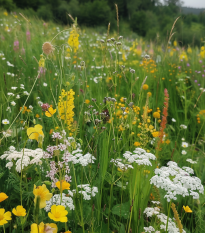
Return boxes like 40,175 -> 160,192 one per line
1,0 -> 205,46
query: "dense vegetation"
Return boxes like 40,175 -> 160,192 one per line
1,8 -> 205,233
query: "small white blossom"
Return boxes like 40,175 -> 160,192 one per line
11,87 -> 17,90
23,91 -> 29,95
180,124 -> 187,129
11,101 -> 16,106
43,82 -> 47,87
186,159 -> 197,164
172,118 -> 176,122
181,150 -> 187,155
182,142 -> 188,148
16,94 -> 20,99
2,119 -> 9,124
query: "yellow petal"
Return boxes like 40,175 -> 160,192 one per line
0,193 -> 8,203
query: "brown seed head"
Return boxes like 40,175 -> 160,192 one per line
42,42 -> 54,55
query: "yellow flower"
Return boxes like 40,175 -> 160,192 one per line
35,114 -> 40,118
147,92 -> 152,97
152,131 -> 159,138
0,193 -> 8,203
153,112 -> 160,119
142,84 -> 148,90
12,205 -> 26,217
0,209 -> 11,226
64,231 -> 72,233
45,107 -> 56,117
165,139 -> 170,145
27,124 -> 44,142
33,184 -> 52,209
30,222 -> 58,233
183,206 -> 192,213
85,99 -> 90,104
134,142 -> 141,147
173,40 -> 177,47
39,55 -> 45,68
48,205 -> 68,222
3,11 -> 8,16
55,180 -> 70,192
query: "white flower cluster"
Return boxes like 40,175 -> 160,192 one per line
144,226 -> 160,233
45,193 -> 74,212
150,161 -> 204,202
186,159 -> 197,164
72,184 -> 98,200
110,158 -> 133,171
65,149 -> 96,167
123,148 -> 156,166
1,146 -> 44,173
144,207 -> 186,233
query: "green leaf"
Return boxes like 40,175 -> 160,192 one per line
112,201 -> 130,219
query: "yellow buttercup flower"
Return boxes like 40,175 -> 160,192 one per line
48,205 -> 68,222
0,208 -> 12,226
45,107 -> 56,117
153,112 -> 160,119
30,222 -> 58,233
142,84 -> 148,90
33,184 -> 52,209
85,99 -> 90,104
27,124 -> 44,142
183,206 -> 192,213
12,205 -> 26,217
55,180 -> 70,192
134,141 -> 141,147
3,11 -> 8,16
0,193 -> 8,203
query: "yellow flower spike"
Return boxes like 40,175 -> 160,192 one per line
0,193 -> 8,203
45,107 -> 56,117
183,206 -> 192,213
12,205 -> 26,217
27,124 -> 44,142
0,208 -> 12,226
48,205 -> 68,222
55,180 -> 70,192
30,222 -> 58,233
33,184 -> 52,209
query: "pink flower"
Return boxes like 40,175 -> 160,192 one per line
26,30 -> 31,41
14,40 -> 19,51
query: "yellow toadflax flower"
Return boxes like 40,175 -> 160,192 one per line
27,124 -> 44,142
31,222 -> 57,233
0,208 -> 12,226
45,107 -> 56,117
12,205 -> 26,217
0,193 -> 8,203
48,205 -> 68,222
33,184 -> 52,209
183,205 -> 192,213
55,180 -> 70,192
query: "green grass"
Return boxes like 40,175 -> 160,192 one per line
0,10 -> 205,233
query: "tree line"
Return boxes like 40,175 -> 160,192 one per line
1,0 -> 205,45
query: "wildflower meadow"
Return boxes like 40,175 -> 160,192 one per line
1,9 -> 205,233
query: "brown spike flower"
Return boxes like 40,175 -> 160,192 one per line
42,42 -> 54,55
